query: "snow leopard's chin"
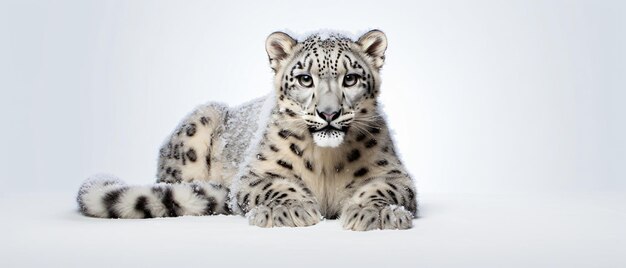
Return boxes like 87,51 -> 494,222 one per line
312,129 -> 345,148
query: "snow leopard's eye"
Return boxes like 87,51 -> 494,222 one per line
343,74 -> 360,87
297,75 -> 314,88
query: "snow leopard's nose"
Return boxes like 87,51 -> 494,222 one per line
316,109 -> 341,122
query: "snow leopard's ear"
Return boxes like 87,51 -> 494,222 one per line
266,32 -> 297,72
357,30 -> 387,70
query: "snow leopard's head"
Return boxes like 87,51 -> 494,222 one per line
266,30 -> 387,148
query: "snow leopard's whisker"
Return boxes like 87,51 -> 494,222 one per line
352,119 -> 381,131
275,117 -> 308,127
350,123 -> 377,139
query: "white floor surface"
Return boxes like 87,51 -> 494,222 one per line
2,191 -> 625,268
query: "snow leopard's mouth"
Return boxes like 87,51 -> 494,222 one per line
311,129 -> 345,148
309,124 -> 348,134
309,125 -> 349,148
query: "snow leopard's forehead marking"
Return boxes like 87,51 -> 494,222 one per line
301,34 -> 352,79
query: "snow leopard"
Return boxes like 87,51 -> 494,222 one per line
77,30 -> 418,231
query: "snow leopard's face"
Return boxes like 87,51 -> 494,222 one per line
266,30 -> 387,148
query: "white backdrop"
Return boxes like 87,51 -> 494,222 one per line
1,0 -> 624,195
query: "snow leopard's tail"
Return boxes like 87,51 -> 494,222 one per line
77,174 -> 230,218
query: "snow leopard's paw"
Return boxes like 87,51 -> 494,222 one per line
247,201 -> 321,228
341,204 -> 413,231
379,205 -> 413,230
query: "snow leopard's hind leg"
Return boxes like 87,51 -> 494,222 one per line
157,103 -> 229,185
154,102 -> 233,213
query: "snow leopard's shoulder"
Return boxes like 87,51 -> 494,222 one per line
220,93 -> 277,167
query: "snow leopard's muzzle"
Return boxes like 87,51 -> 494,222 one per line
305,108 -> 355,148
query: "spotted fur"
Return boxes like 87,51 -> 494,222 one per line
77,30 -> 418,231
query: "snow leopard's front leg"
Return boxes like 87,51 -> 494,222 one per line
340,175 -> 417,231
235,172 -> 322,228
